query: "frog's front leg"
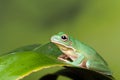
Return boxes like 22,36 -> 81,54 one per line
67,53 -> 85,66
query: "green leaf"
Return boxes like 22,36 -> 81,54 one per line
0,42 -> 115,80
0,42 -> 64,80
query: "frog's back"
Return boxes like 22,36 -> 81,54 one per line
74,39 -> 108,65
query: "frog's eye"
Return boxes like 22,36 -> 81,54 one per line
61,34 -> 68,41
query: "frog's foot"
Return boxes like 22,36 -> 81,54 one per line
58,54 -> 73,62
58,54 -> 87,68
79,60 -> 87,68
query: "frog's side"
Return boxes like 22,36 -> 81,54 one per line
51,32 -> 112,75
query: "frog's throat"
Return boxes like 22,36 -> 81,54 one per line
52,42 -> 76,52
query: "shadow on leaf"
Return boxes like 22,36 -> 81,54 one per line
40,66 -> 114,80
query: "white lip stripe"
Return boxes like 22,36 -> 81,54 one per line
51,41 -> 76,52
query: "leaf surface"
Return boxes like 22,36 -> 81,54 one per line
0,43 -> 64,80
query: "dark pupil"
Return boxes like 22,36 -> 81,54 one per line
61,36 -> 67,40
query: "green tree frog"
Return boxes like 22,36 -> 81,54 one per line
51,32 -> 112,75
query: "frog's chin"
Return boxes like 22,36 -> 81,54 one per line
51,41 -> 76,51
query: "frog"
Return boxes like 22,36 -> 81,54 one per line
51,32 -> 112,75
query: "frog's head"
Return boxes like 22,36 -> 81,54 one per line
51,32 -> 78,62
51,32 -> 76,53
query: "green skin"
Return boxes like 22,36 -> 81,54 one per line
51,32 -> 112,75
